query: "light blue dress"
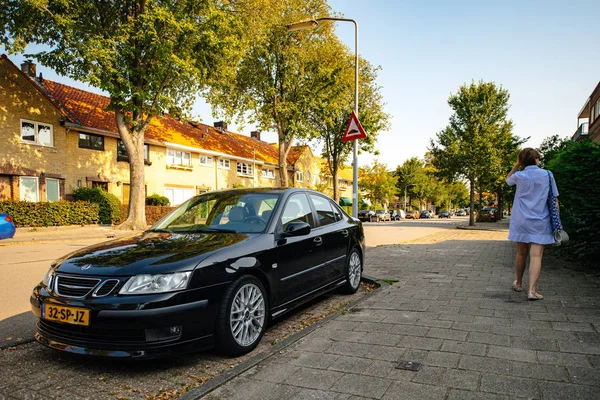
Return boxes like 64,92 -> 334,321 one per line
506,165 -> 559,245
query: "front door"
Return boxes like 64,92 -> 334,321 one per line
274,193 -> 324,306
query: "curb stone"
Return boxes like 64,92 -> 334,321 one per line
180,275 -> 388,400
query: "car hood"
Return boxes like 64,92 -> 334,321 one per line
53,231 -> 251,276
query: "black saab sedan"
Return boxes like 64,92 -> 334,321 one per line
31,188 -> 365,358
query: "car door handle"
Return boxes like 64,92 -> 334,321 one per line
341,230 -> 349,237
313,237 -> 323,246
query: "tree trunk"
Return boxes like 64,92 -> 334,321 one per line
278,141 -> 288,187
332,164 -> 339,202
116,113 -> 147,231
469,178 -> 475,226
496,186 -> 503,221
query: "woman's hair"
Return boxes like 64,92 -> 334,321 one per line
518,148 -> 540,167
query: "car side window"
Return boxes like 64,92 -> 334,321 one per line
330,201 -> 344,221
280,194 -> 314,231
309,194 -> 336,227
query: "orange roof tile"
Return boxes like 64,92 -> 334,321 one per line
287,145 -> 310,166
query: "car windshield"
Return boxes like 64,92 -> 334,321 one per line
151,191 -> 280,234
376,210 -> 385,214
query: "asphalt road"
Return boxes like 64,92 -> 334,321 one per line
0,217 -> 468,346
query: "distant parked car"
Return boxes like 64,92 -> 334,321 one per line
405,210 -> 420,219
358,210 -> 378,222
438,210 -> 450,218
420,210 -> 431,219
390,210 -> 405,220
456,210 -> 466,216
375,210 -> 391,222
0,214 -> 15,240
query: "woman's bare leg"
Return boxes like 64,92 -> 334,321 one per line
528,244 -> 544,296
515,242 -> 529,289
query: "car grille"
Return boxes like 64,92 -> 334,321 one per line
39,320 -> 147,348
93,279 -> 120,297
55,275 -> 101,298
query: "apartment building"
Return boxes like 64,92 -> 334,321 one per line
0,56 -> 354,206
572,81 -> 600,142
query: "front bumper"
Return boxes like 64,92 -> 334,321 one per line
31,283 -> 224,358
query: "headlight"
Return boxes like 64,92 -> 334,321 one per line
43,267 -> 55,288
119,272 -> 192,295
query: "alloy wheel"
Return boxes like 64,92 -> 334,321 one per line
229,283 -> 265,347
348,251 -> 362,289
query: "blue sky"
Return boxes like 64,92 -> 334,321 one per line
5,0 -> 598,169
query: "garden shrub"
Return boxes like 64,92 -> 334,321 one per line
0,201 -> 100,227
546,140 -> 600,262
73,187 -> 121,225
146,194 -> 170,206
118,205 -> 175,226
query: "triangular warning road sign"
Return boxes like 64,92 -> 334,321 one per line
342,111 -> 367,142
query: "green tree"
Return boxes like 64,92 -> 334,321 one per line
538,134 -> 570,168
2,0 -> 249,229
429,81 -> 516,226
394,157 -> 423,210
310,50 -> 389,201
358,160 -> 396,208
206,0 -> 335,187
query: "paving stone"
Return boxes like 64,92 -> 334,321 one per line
452,322 -> 492,333
532,328 -> 578,341
398,336 -> 442,351
575,332 -> 600,343
530,312 -> 568,322
443,369 -> 480,391
382,381 -> 447,400
558,341 -> 600,355
441,340 -> 488,356
251,362 -> 302,383
364,345 -> 406,362
468,332 -> 511,347
438,313 -> 475,323
474,316 -> 511,326
588,355 -> 600,369
551,322 -> 595,332
459,355 -> 510,375
410,365 -> 446,385
480,373 -> 539,398
424,351 -> 461,368
326,341 -> 373,358
414,319 -> 454,329
328,356 -> 374,374
357,332 -> 402,347
292,388 -> 351,400
511,336 -> 559,351
207,377 -> 300,400
294,337 -> 334,353
490,325 -> 531,337
511,319 -> 552,329
382,324 -> 429,337
537,351 -> 593,367
327,329 -> 368,343
567,366 -> 600,386
330,373 -> 392,399
362,360 -> 396,378
289,352 -> 340,369
426,328 -> 468,341
447,389 -> 509,400
511,361 -> 569,382
541,381 -> 600,400
283,367 -> 344,390
487,345 -> 537,363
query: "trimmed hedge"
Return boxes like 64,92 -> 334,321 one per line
73,187 -> 121,225
119,204 -> 175,225
146,194 -> 170,206
547,140 -> 600,262
0,201 -> 100,227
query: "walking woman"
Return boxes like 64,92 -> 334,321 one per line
506,148 -> 559,300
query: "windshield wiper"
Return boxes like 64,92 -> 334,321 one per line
190,227 -> 238,233
148,228 -> 172,233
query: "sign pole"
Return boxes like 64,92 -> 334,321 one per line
351,21 -> 359,219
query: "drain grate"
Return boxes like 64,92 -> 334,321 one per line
395,360 -> 422,371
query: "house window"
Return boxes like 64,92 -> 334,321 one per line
117,140 -> 150,163
199,155 -> 213,166
78,133 -> 104,150
305,171 -> 311,182
296,171 -> 303,182
164,187 -> 195,206
595,99 -> 600,122
167,149 -> 191,166
236,162 -> 253,177
261,169 -> 275,179
20,120 -> 53,146
20,177 -> 39,202
46,178 -> 60,202
218,159 -> 230,169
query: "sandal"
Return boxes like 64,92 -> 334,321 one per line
512,281 -> 523,292
528,292 -> 544,300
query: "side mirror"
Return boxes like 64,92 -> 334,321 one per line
282,221 -> 311,238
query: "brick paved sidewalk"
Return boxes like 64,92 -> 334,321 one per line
204,230 -> 600,400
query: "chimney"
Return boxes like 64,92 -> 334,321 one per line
251,131 -> 261,141
214,121 -> 228,132
21,60 -> 36,79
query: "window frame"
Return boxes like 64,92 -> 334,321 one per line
236,162 -> 253,177
261,169 -> 275,179
45,178 -> 60,202
78,132 -> 105,151
117,140 -> 150,163
309,193 -> 339,228
166,148 -> 191,166
218,159 -> 231,170
199,155 -> 213,167
19,176 -> 40,202
295,171 -> 303,182
20,119 -> 54,147
277,192 -> 315,232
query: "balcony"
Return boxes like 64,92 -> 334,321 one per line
572,122 -> 588,142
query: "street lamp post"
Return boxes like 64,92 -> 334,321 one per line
288,17 -> 359,218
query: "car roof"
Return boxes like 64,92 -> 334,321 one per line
202,187 -> 326,196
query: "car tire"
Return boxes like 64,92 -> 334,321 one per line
340,248 -> 362,294
216,275 -> 268,356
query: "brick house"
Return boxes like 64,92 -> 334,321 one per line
572,81 -> 600,142
0,56 -> 353,206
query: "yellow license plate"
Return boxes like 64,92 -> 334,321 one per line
42,304 -> 90,326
